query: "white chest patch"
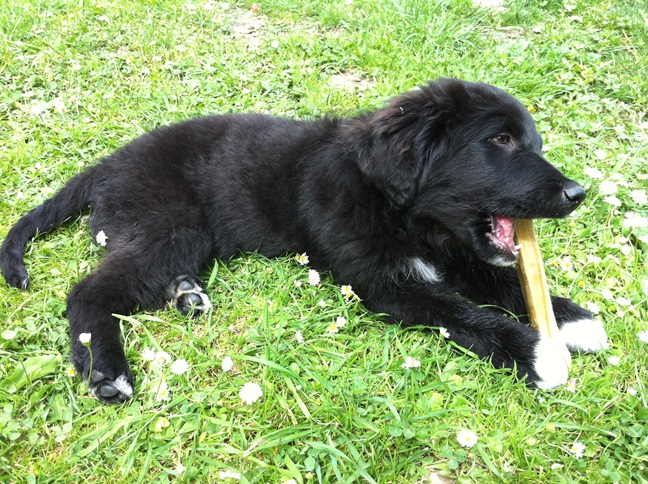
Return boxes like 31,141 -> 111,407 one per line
408,257 -> 442,283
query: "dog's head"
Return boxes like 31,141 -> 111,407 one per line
354,78 -> 586,266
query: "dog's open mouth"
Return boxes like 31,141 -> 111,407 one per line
485,214 -> 522,259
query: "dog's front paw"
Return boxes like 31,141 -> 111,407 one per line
88,370 -> 134,404
73,344 -> 134,404
530,336 -> 571,390
166,275 -> 212,316
559,318 -> 609,353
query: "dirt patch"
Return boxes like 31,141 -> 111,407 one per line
227,7 -> 265,50
329,72 -> 375,92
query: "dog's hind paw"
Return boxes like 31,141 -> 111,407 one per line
531,336 -> 571,390
87,370 -> 134,404
166,275 -> 212,316
559,318 -> 609,353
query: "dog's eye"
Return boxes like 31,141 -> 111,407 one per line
490,134 -> 512,145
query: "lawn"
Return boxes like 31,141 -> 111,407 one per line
0,0 -> 647,482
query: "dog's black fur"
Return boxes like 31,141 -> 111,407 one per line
1,79 -> 608,403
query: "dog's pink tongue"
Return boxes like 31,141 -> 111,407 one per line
493,215 -> 516,250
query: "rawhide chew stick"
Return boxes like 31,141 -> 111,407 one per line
515,219 -> 560,339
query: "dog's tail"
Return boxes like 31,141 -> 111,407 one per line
0,166 -> 98,289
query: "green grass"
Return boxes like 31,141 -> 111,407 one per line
1,0 -> 647,482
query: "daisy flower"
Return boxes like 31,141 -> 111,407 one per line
327,322 -> 339,334
141,347 -> 156,362
295,253 -> 309,265
603,195 -> 621,207
96,230 -> 108,247
218,470 -> 241,480
155,381 -> 169,402
239,382 -> 263,405
67,367 -> 77,377
318,299 -> 327,308
559,256 -> 574,271
569,441 -> 586,458
601,288 -> 614,301
630,189 -> 647,205
623,212 -> 648,229
293,279 -> 303,288
593,149 -> 607,160
78,333 -> 92,345
599,180 -> 618,195
628,387 -> 638,396
439,327 -> 450,339
335,316 -> 347,328
565,378 -> 577,393
340,285 -> 356,299
615,297 -> 631,307
457,429 -> 478,448
295,330 -> 305,344
170,359 -> 189,375
401,356 -> 420,369
638,330 -> 648,344
155,351 -> 171,366
308,269 -> 321,286
607,355 -> 621,366
221,356 -> 234,372
583,167 -> 603,179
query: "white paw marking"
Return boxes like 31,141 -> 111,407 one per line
533,336 -> 571,390
87,371 -> 133,398
560,318 -> 609,353
173,284 -> 212,311
112,374 -> 133,398
408,257 -> 442,283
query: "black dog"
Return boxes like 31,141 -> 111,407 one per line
1,79 -> 608,403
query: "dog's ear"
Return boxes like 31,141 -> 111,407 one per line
350,82 -> 456,208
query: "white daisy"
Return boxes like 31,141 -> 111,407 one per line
170,359 -> 189,375
583,167 -> 603,179
401,356 -> 421,369
638,330 -> 648,344
221,356 -> 234,372
295,253 -> 309,265
629,189 -> 647,205
295,330 -> 305,344
599,180 -> 618,195
569,441 -> 585,458
308,269 -> 321,286
239,382 -> 263,405
141,348 -> 156,361
457,429 -> 478,448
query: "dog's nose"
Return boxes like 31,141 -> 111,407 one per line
563,181 -> 586,206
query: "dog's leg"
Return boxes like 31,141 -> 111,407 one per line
550,296 -> 609,353
361,281 -> 571,390
67,255 -> 139,404
448,261 -> 608,353
67,229 -> 212,404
